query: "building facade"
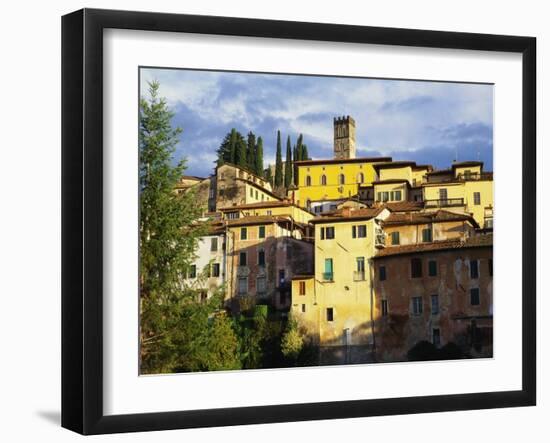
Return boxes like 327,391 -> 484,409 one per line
225,215 -> 314,312
181,221 -> 226,301
373,234 -> 493,361
291,207 -> 390,364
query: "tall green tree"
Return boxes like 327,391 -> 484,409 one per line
264,166 -> 273,187
139,81 -> 240,374
216,128 -> 235,165
293,134 -> 304,186
302,143 -> 309,161
255,136 -> 264,176
274,130 -> 283,187
284,135 -> 293,188
235,134 -> 248,168
246,131 -> 256,171
216,129 -> 248,167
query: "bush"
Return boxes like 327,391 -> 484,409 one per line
406,341 -> 439,361
439,342 -> 464,360
407,340 -> 467,362
281,320 -> 304,361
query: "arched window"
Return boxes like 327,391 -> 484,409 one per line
321,175 -> 327,186
357,172 -> 364,184
305,176 -> 312,186
339,174 -> 345,185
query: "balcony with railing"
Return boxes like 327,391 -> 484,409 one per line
424,198 -> 465,208
456,172 -> 493,181
353,270 -> 366,281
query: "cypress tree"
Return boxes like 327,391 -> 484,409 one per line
274,130 -> 283,187
264,166 -> 273,187
284,135 -> 293,188
235,136 -> 248,168
302,143 -> 309,161
216,128 -> 246,166
246,131 -> 256,171
293,134 -> 304,186
255,136 -> 264,176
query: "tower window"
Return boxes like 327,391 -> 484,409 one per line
339,174 -> 345,185
321,175 -> 327,186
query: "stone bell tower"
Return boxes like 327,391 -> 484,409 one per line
333,115 -> 356,160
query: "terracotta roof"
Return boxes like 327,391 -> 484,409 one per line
452,161 -> 483,169
382,209 -> 479,228
294,156 -> 392,166
225,215 -> 293,227
382,201 -> 425,212
216,162 -> 270,184
311,207 -> 384,224
203,220 -> 225,235
375,234 -> 492,258
427,169 -> 453,175
372,161 -> 417,171
219,200 -> 294,211
413,164 -> 433,171
181,175 -> 206,181
372,179 -> 410,185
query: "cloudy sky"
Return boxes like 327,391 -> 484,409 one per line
140,68 -> 493,179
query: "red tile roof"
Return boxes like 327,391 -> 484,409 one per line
382,201 -> 425,212
219,200 -> 298,211
294,156 -> 392,166
382,209 -> 479,228
375,234 -> 492,258
225,215 -> 293,227
310,207 -> 385,223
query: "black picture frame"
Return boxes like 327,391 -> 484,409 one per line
62,8 -> 536,435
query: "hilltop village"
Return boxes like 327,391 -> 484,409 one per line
177,116 -> 494,363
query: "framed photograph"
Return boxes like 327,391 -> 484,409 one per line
62,8 -> 536,435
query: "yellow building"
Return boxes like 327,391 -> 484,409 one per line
422,161 -> 493,228
291,207 -> 390,356
366,160 -> 493,228
292,157 -> 392,209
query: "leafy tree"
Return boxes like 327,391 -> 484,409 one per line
274,130 -> 283,187
255,136 -> 264,176
139,81 -> 240,374
284,135 -> 293,188
281,319 -> 304,361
